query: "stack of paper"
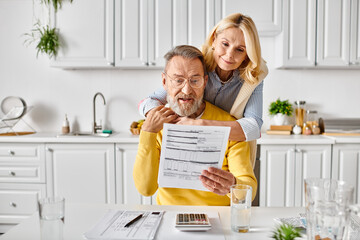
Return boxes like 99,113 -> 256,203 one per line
83,210 -> 164,240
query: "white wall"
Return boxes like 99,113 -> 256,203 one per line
1,1 -> 360,134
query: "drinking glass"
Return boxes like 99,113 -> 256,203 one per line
38,196 -> 65,221
230,184 -> 252,233
38,196 -> 65,240
304,178 -> 354,240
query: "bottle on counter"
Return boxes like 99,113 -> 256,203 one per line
294,101 -> 306,130
62,114 -> 70,134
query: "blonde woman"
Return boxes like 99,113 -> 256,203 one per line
138,13 -> 268,166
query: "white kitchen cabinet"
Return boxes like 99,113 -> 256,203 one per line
0,143 -> 46,233
114,0 -> 215,68
275,0 -> 317,67
115,143 -> 153,204
316,0 -> 351,66
0,183 -> 45,233
216,0 -> 282,36
45,143 -> 116,204
276,0 -> 360,68
260,144 -> 331,207
51,0 -> 114,68
332,144 -> 360,204
350,0 -> 360,65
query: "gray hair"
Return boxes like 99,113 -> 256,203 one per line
164,45 -> 207,75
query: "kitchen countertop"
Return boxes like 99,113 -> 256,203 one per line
257,133 -> 335,144
0,132 -> 359,144
0,132 -> 140,143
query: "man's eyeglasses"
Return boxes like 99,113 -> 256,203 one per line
163,72 -> 204,89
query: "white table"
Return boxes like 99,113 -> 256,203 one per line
0,203 -> 304,240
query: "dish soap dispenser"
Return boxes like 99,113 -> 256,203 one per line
62,114 -> 70,134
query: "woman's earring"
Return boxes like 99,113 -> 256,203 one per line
211,47 -> 215,50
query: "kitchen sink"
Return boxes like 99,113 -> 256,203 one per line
56,132 -> 110,138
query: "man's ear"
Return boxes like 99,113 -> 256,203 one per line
203,75 -> 208,88
161,72 -> 167,90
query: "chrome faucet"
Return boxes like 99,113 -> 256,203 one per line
93,92 -> 106,134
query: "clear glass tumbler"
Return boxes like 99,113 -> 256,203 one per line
304,178 -> 354,240
230,184 -> 252,233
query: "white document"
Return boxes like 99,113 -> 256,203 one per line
83,210 -> 164,240
158,124 -> 231,191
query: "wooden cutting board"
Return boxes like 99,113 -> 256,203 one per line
0,132 -> 35,136
322,133 -> 360,136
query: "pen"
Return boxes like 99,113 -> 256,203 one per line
124,214 -> 143,228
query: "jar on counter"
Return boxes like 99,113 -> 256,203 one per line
306,110 -> 319,127
306,110 -> 321,135
312,125 -> 321,135
294,101 -> 306,128
303,123 -> 312,135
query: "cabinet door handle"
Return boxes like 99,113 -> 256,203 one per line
9,202 -> 17,208
349,61 -> 360,65
142,62 -> 149,66
8,171 -> 16,176
107,62 -> 114,66
46,147 -> 53,152
8,150 -> 15,155
149,62 -> 156,66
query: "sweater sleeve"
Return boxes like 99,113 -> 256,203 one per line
138,87 -> 168,117
226,141 -> 258,200
236,81 -> 263,141
133,131 -> 161,196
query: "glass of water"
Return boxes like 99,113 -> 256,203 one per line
230,184 -> 252,233
38,196 -> 65,221
304,178 -> 354,240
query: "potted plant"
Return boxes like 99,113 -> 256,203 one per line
271,224 -> 302,240
24,22 -> 60,59
24,0 -> 73,59
268,98 -> 293,125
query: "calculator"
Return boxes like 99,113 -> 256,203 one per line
175,213 -> 211,231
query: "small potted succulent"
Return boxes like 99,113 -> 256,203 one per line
268,98 -> 293,125
271,224 -> 302,240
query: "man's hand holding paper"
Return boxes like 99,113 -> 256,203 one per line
200,167 -> 236,195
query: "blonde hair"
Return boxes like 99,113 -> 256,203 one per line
202,13 -> 267,84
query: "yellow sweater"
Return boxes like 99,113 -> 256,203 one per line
133,101 -> 257,205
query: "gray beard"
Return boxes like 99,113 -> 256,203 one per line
167,93 -> 203,117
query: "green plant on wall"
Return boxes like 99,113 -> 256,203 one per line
268,98 -> 293,116
41,0 -> 73,13
24,22 -> 60,59
24,0 -> 73,59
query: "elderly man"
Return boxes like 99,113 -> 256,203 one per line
133,45 -> 257,205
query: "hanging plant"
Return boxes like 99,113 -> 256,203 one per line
41,0 -> 73,13
24,22 -> 60,58
24,0 -> 73,59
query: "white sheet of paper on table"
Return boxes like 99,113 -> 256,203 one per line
158,124 -> 231,191
83,210 -> 164,240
